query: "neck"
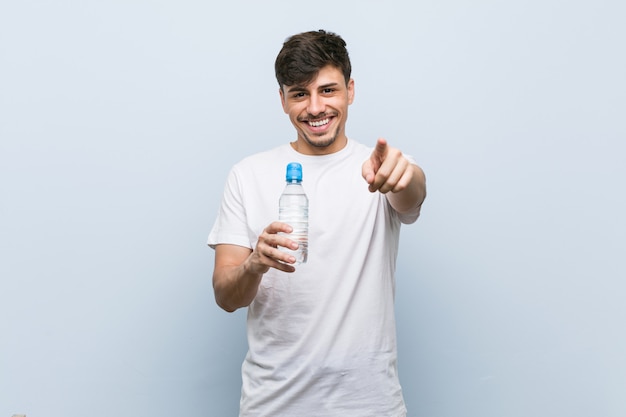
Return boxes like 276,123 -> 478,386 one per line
290,136 -> 348,155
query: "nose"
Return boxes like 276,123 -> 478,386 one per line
307,92 -> 325,116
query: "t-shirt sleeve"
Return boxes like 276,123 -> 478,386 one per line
396,154 -> 423,224
207,167 -> 252,250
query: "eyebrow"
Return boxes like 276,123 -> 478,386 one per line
286,82 -> 340,93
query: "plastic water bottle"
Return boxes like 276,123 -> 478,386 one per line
279,162 -> 308,264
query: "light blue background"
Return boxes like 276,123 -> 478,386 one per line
1,0 -> 624,416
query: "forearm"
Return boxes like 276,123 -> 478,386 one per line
213,262 -> 263,312
387,164 -> 426,214
213,245 -> 266,312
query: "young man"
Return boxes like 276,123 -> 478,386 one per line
208,30 -> 426,417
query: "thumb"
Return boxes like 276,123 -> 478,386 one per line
362,159 -> 375,184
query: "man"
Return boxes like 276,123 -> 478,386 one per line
208,29 -> 426,417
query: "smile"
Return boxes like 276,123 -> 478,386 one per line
308,118 -> 330,127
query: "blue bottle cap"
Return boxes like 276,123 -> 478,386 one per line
285,162 -> 303,182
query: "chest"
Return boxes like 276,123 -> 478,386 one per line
242,166 -> 383,242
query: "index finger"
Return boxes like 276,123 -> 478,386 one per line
373,137 -> 388,159
266,221 -> 293,235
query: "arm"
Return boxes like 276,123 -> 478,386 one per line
212,222 -> 299,312
362,138 -> 426,214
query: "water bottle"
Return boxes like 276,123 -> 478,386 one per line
279,162 -> 308,264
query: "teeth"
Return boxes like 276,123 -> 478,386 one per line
309,118 -> 329,127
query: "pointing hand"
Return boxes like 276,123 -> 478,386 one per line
362,138 -> 412,194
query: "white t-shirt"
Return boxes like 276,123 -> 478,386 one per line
208,139 -> 420,417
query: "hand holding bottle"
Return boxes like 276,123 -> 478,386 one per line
248,221 -> 300,273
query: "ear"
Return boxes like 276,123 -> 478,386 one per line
279,87 -> 288,113
347,78 -> 355,105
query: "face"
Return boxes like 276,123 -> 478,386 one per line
280,65 -> 355,155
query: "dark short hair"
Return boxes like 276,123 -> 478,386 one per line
275,30 -> 352,89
